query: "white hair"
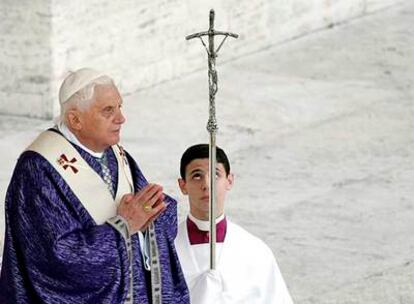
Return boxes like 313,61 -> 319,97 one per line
58,75 -> 115,124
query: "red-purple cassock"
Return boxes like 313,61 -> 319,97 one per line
0,131 -> 189,304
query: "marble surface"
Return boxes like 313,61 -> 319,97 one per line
0,2 -> 413,303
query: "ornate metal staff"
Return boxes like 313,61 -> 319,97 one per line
186,9 -> 238,270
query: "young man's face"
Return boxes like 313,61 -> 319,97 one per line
178,158 -> 234,221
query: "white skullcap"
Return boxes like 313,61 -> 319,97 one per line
59,68 -> 107,105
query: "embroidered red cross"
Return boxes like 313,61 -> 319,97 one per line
57,154 -> 78,174
118,145 -> 128,165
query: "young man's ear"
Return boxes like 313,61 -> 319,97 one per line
178,178 -> 188,195
226,173 -> 234,191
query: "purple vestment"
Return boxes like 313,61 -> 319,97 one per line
0,133 -> 189,304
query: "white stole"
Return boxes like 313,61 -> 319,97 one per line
26,130 -> 134,225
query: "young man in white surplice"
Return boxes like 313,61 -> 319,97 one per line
174,144 -> 294,304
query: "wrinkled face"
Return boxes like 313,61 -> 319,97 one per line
178,158 -> 233,221
75,85 -> 125,152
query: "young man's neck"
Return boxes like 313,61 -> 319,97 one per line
189,212 -> 225,226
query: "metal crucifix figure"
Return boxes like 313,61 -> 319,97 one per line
186,9 -> 238,270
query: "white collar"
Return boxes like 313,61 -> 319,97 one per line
56,122 -> 104,158
188,213 -> 225,231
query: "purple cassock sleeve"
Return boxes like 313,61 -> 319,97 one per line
0,147 -> 189,304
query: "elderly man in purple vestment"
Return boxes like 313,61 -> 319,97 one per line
0,68 -> 190,304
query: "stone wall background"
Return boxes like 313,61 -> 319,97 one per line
0,0 -> 401,118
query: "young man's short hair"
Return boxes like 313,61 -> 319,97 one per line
180,144 -> 231,179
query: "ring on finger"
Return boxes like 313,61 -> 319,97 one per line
143,202 -> 153,212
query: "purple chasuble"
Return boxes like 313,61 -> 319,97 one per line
0,129 -> 189,304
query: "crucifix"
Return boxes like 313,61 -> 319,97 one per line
186,9 -> 238,270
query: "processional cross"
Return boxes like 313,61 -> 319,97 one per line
186,9 -> 238,270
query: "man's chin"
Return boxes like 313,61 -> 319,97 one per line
109,135 -> 121,145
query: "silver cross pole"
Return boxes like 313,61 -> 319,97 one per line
186,9 -> 238,270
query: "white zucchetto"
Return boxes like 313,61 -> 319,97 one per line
59,68 -> 107,105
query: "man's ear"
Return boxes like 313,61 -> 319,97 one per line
226,173 -> 234,191
66,110 -> 82,131
178,178 -> 188,195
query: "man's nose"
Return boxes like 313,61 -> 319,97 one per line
201,175 -> 209,190
115,108 -> 126,124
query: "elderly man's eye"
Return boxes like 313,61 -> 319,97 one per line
103,107 -> 115,115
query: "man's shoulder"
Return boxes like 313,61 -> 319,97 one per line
6,150 -> 65,205
227,219 -> 274,254
227,219 -> 256,239
118,147 -> 143,176
16,149 -> 51,171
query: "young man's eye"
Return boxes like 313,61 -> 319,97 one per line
191,173 -> 202,180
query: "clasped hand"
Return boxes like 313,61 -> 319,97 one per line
117,183 -> 166,234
